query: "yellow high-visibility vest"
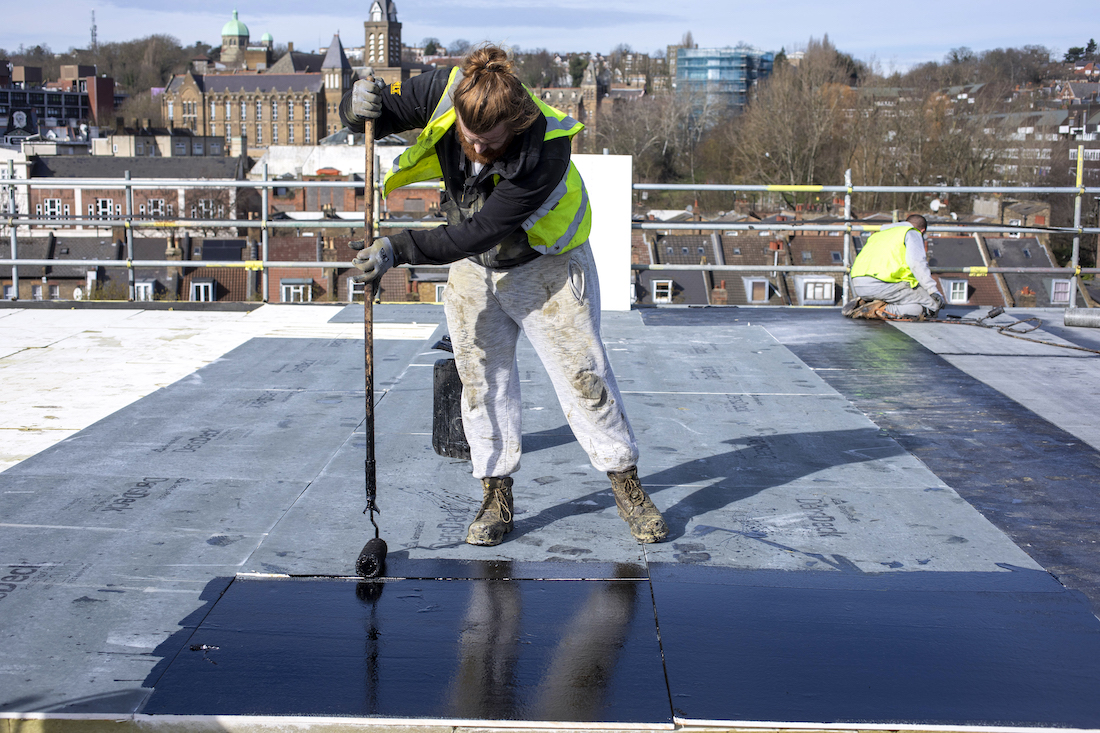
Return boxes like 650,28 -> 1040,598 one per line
383,67 -> 592,255
850,225 -> 919,287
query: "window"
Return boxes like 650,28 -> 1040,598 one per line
348,278 -> 366,302
256,124 -> 263,145
3,285 -> 13,299
193,142 -> 204,155
240,100 -> 247,120
731,248 -> 741,255
95,198 -> 113,218
50,285 -> 59,299
1051,279 -> 1072,305
831,251 -> 843,263
652,279 -> 673,304
288,126 -> 294,144
281,279 -> 313,302
210,100 -> 216,120
195,199 -> 222,219
167,101 -> 173,120
801,278 -> 834,305
135,281 -> 155,301
303,99 -> 311,121
32,285 -> 43,300
136,141 -> 144,155
304,125 -> 311,144
288,101 -> 295,121
272,100 -> 279,121
190,280 -> 214,301
801,251 -> 813,262
147,199 -> 166,216
175,141 -> 186,155
744,278 -> 770,303
272,126 -> 278,145
226,100 -> 232,120
255,100 -> 263,120
43,198 -> 62,218
434,284 -> 447,303
942,279 -> 969,304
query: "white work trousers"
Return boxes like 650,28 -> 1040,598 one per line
443,241 -> 639,480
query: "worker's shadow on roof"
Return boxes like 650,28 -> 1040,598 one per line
647,427 -> 908,539
514,427 -> 906,542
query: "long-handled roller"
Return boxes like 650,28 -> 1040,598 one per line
355,106 -> 388,578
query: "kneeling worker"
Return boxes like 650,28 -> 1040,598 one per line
341,46 -> 669,546
843,214 -> 946,320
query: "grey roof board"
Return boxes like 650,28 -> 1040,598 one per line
3,304 -> 1100,727
30,155 -> 249,180
202,73 -> 323,95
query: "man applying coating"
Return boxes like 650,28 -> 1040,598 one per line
844,214 -> 946,320
341,45 -> 669,546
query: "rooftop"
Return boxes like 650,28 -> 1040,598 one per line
2,303 -> 1100,730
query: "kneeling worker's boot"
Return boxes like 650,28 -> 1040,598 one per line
608,467 -> 669,543
466,476 -> 514,546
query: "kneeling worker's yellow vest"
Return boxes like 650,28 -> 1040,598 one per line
850,225 -> 919,288
383,67 -> 592,256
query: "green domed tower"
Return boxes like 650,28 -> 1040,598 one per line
220,9 -> 250,68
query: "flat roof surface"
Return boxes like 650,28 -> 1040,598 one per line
2,303 -> 1100,731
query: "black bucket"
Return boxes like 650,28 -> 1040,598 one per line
433,357 -> 470,460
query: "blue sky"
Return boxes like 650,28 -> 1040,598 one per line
4,0 -> 1096,74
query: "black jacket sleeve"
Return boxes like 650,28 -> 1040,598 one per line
389,131 -> 571,266
339,67 -> 452,137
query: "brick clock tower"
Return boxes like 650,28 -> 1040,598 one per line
364,0 -> 402,73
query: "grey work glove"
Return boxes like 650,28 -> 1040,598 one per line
350,237 -> 395,283
350,71 -> 385,122
929,292 -> 946,312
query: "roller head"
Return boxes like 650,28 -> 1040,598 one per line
356,537 -> 388,578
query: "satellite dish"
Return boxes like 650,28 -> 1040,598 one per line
73,287 -> 83,300
685,204 -> 694,214
930,198 -> 942,212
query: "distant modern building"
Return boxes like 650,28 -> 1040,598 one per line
1,63 -> 121,145
675,44 -> 774,116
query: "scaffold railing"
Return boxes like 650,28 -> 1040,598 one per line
3,158 -> 1099,306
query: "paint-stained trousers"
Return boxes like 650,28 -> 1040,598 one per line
443,241 -> 639,480
851,276 -> 938,318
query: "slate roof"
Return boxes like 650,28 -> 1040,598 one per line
0,237 -> 51,278
927,236 -> 983,270
30,156 -> 250,180
50,238 -> 124,278
268,52 -> 326,74
321,36 -> 353,71
201,74 -> 324,95
988,236 -> 1061,306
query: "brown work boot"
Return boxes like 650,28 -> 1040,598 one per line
466,477 -> 514,546
608,467 -> 669,543
849,299 -> 887,320
841,298 -> 867,317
